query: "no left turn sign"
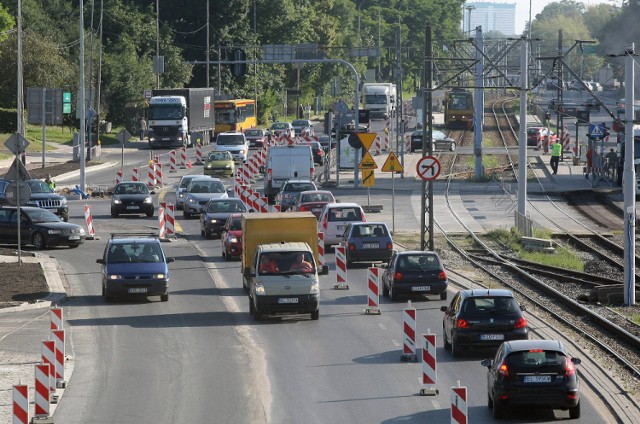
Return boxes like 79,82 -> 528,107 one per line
416,156 -> 441,181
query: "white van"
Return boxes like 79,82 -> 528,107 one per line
215,132 -> 249,162
263,145 -> 314,203
317,203 -> 367,247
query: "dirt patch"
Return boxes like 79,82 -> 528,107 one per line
0,248 -> 49,307
0,160 -> 103,180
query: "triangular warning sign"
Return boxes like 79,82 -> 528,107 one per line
356,132 -> 377,151
3,157 -> 32,181
591,125 -> 602,136
358,151 -> 378,170
381,151 -> 403,173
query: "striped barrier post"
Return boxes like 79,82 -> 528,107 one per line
401,300 -> 418,361
51,329 -> 65,387
385,117 -> 391,151
147,162 -> 156,189
34,363 -> 50,418
84,205 -> 96,240
405,133 -> 411,154
333,245 -> 349,290
537,135 -> 543,151
365,267 -> 381,315
259,197 -> 268,213
180,147 -> 187,168
420,332 -> 439,396
115,169 -> 123,185
131,167 -> 138,182
158,206 -> 166,239
165,203 -> 175,238
195,143 -> 204,164
273,205 -> 281,213
451,382 -> 468,424
41,340 -> 56,396
50,307 -> 63,330
562,126 -> 571,159
317,233 -> 325,268
12,385 -> 29,424
374,136 -> 381,155
169,150 -> 177,173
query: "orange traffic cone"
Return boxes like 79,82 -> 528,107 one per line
187,159 -> 193,169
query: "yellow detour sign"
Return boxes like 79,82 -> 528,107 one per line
359,151 -> 378,170
356,132 -> 377,151
361,169 -> 375,187
381,151 -> 403,173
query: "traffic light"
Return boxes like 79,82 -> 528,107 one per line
232,49 -> 246,77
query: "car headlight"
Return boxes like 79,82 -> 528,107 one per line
153,273 -> 166,279
225,164 -> 232,169
112,198 -> 122,204
240,150 -> 246,155
228,236 -> 238,243
206,164 -> 212,169
143,197 -> 152,204
79,228 -> 86,235
255,282 -> 266,295
107,274 -> 122,280
188,197 -> 196,203
310,280 -> 319,294
47,229 -> 62,235
60,197 -> 67,204
178,192 -> 185,199
210,219 -> 218,224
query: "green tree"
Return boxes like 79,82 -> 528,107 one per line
0,2 -> 14,42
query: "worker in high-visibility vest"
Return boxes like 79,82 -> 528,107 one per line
550,140 -> 562,175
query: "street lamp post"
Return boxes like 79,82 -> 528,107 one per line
464,5 -> 475,34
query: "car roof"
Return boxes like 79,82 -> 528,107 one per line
324,202 -> 361,208
503,339 -> 565,354
260,241 -> 311,253
351,221 -> 386,226
191,176 -> 222,182
397,250 -> 438,256
460,288 -> 514,298
208,197 -> 242,203
180,174 -> 207,180
219,131 -> 244,135
300,189 -> 333,195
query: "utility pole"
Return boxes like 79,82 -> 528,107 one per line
474,26 -> 484,180
622,44 -> 636,306
517,36 -> 528,216
206,0 -> 210,88
79,0 -> 87,193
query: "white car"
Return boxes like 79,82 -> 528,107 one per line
175,174 -> 212,210
215,132 -> 249,162
317,203 -> 367,247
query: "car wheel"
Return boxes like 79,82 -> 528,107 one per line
443,329 -> 451,351
382,281 -> 389,297
569,402 -> 580,419
184,210 -> 191,219
310,309 -> 319,320
111,210 -> 119,218
487,392 -> 494,409
440,291 -> 448,301
32,232 -> 46,250
250,299 -> 262,320
201,229 -> 206,237
160,294 -> 169,302
242,278 -> 248,292
61,214 -> 69,222
146,210 -> 154,218
492,400 -> 504,419
451,338 -> 462,358
390,283 -> 399,301
224,250 -> 230,261
222,249 -> 226,259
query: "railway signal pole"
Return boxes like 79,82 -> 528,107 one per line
622,44 -> 636,306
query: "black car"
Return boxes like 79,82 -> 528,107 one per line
0,179 -> 70,222
341,222 -> 393,266
410,130 -> 456,153
318,135 -> 333,153
481,339 -> 581,419
111,181 -> 155,218
441,289 -> 529,357
0,206 -> 85,249
309,141 -> 325,165
380,250 -> 448,301
200,198 -> 251,238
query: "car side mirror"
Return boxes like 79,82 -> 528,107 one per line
440,306 -> 448,312
571,357 -> 581,365
379,263 -> 387,269
319,265 -> 329,275
519,303 -> 526,311
166,257 -> 175,263
96,258 -> 104,264
248,208 -> 256,212
480,359 -> 492,368
150,190 -> 156,195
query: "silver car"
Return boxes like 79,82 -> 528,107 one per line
183,178 -> 229,218
175,174 -> 211,210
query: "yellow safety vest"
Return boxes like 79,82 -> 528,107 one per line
551,143 -> 562,157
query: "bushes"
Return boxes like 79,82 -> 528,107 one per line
0,108 -> 18,133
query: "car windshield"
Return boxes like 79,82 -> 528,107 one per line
398,254 -> 439,271
179,177 -> 198,189
284,182 -> 315,193
207,152 -> 231,161
244,130 -> 262,137
27,180 -> 53,194
188,180 -> 225,193
270,123 -> 288,130
217,135 -> 245,145
462,297 -> 519,314
328,207 -> 362,222
292,120 -> 308,127
301,192 -> 333,203
506,350 -> 566,370
229,217 -> 242,231
433,130 -> 446,139
114,183 -> 148,195
25,208 -> 60,223
108,242 -> 163,263
206,200 -> 245,213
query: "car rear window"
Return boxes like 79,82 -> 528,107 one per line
506,350 -> 566,369
398,254 -> 439,271
285,183 -> 315,192
328,207 -> 362,222
354,224 -> 387,237
244,130 -> 262,136
462,297 -> 519,314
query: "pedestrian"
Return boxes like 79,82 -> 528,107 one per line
139,116 -> 147,140
550,140 -> 562,175
44,175 -> 55,191
605,148 -> 617,178
585,146 -> 593,179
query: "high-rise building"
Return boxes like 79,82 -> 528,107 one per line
463,2 -> 517,36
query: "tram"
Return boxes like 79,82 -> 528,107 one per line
444,88 -> 474,129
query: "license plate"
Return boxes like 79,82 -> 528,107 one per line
336,225 -> 344,230
523,375 -> 552,383
362,243 -> 379,249
128,288 -> 148,294
126,206 -> 139,210
312,208 -> 321,213
162,138 -> 170,141
68,235 -> 80,240
480,334 -> 505,341
278,297 -> 299,304
411,286 -> 430,291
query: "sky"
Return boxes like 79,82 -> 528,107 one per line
472,0 -> 617,35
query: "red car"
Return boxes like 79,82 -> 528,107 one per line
291,190 -> 336,218
526,127 -> 556,147
244,129 -> 268,149
221,213 -> 243,260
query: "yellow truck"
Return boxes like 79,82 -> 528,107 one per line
242,212 -> 328,320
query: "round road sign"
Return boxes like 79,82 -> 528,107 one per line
416,156 -> 441,181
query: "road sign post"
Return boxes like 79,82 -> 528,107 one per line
380,151 -> 403,233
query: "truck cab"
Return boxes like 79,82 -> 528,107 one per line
148,96 -> 191,148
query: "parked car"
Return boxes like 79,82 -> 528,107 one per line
0,206 -> 85,249
317,202 -> 367,247
380,250 -> 448,301
318,135 -> 333,153
341,222 -> 393,266
183,177 -> 228,218
410,129 -> 456,153
96,233 -> 174,302
309,141 -> 325,165
0,178 -> 71,221
291,119 -> 314,137
481,339 -> 581,419
200,198 -> 250,238
269,121 -> 294,139
244,128 -> 269,149
526,127 -> 556,147
203,150 -> 235,177
111,181 -> 155,218
275,179 -> 317,212
291,190 -> 336,218
220,213 -> 243,260
441,289 -> 529,357
175,174 -> 211,210
215,132 -> 249,162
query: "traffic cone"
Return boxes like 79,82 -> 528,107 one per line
187,159 -> 193,169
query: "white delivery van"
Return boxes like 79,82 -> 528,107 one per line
263,145 -> 314,203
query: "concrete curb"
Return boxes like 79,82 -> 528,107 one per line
55,160 -> 119,184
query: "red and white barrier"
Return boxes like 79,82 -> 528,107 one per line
373,136 -> 381,155
405,133 -> 411,153
158,206 -> 166,239
195,143 -> 204,164
420,333 -> 439,396
385,117 -> 391,151
180,147 -> 187,169
365,267 -> 381,314
84,204 -> 96,240
169,150 -> 177,173
42,340 -> 56,395
258,196 -> 268,213
155,162 -> 163,187
333,245 -> 349,290
165,203 -> 175,238
401,300 -> 417,361
115,169 -> 123,185
317,233 -> 325,268
451,382 -> 468,424
147,163 -> 156,188
562,126 -> 571,155
131,167 -> 139,182
51,329 -> 65,386
50,307 -> 63,330
12,385 -> 29,424
34,363 -> 50,418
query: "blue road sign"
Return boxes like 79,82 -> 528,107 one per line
588,123 -> 606,138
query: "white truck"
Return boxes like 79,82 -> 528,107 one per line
363,82 -> 396,120
262,145 -> 314,204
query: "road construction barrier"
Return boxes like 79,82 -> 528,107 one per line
451,382 -> 468,424
562,125 -> 571,154
169,150 -> 177,172
180,147 -> 187,168
115,169 -> 123,185
317,233 -> 325,267
51,329 -> 65,387
405,133 -> 411,154
147,162 -> 156,188
195,143 -> 204,164
420,333 -> 439,396
373,136 -> 381,155
155,162 -> 163,187
401,300 -> 417,361
385,117 -> 391,151
365,267 -> 381,314
258,196 -> 268,213
50,307 -> 63,330
165,203 -> 175,238
131,167 -> 139,182
41,340 -> 56,395
158,206 -> 166,239
334,245 -> 349,290
12,385 -> 29,424
84,205 -> 96,240
34,363 -> 50,418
